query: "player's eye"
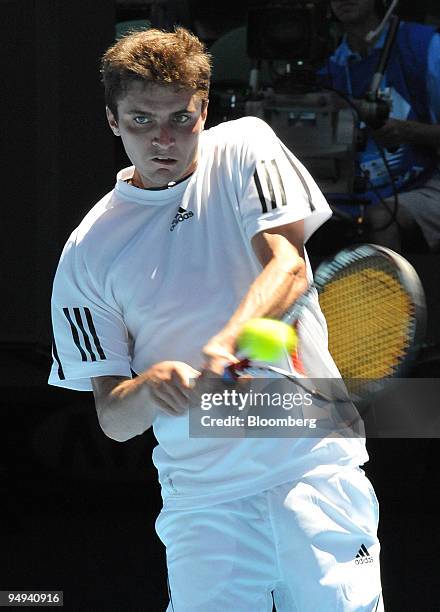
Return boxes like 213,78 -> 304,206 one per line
174,114 -> 191,124
134,116 -> 151,125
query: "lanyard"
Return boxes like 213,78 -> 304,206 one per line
344,61 -> 354,98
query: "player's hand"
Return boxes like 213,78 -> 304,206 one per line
371,118 -> 409,148
201,334 -> 240,376
142,361 -> 200,416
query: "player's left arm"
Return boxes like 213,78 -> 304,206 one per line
202,220 -> 308,373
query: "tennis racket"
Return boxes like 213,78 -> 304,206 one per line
226,244 -> 426,404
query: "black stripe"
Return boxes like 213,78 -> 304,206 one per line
167,576 -> 175,612
52,339 -> 65,380
271,159 -> 287,206
254,168 -> 268,213
263,161 -> 277,210
73,308 -> 97,362
63,308 -> 88,361
83,307 -> 106,360
361,544 -> 370,555
358,548 -> 366,557
281,145 -> 315,212
374,594 -> 381,611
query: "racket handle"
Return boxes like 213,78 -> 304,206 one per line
223,359 -> 250,382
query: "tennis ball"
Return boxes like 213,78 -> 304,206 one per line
237,318 -> 297,362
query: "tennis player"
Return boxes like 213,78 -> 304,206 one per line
49,28 -> 383,611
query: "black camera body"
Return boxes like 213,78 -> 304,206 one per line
247,0 -> 331,68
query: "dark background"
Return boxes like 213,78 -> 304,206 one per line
2,1 -> 440,610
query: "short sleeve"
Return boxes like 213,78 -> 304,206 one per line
236,118 -> 332,243
49,236 -> 132,391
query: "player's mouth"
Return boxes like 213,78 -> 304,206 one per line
151,156 -> 178,166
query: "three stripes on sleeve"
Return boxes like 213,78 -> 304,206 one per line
253,160 -> 286,213
253,148 -> 315,213
52,307 -> 106,380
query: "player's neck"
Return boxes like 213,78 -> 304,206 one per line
130,166 -> 196,190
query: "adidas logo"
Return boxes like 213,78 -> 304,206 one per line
354,543 -> 374,565
169,206 -> 194,232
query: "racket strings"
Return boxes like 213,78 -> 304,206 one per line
319,259 -> 413,382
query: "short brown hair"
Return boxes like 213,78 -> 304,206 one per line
101,27 -> 211,118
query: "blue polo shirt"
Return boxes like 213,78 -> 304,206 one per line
320,21 -> 440,203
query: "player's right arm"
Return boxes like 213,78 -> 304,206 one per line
92,361 -> 200,442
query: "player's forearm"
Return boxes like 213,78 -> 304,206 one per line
93,376 -> 157,442
220,247 -> 307,344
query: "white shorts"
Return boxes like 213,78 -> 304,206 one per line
155,467 -> 383,611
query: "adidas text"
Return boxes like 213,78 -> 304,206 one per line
355,557 -> 374,565
170,209 -> 194,232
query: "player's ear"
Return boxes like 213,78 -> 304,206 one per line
106,106 -> 120,136
201,98 -> 209,122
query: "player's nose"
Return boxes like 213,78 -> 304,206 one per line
152,125 -> 175,148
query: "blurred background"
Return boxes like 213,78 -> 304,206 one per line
2,1 -> 440,609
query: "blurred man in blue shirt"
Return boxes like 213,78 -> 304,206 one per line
320,0 -> 440,252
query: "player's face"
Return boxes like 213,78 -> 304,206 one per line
107,82 -> 208,188
330,0 -> 378,25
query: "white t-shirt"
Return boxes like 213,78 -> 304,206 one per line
49,117 -> 368,509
